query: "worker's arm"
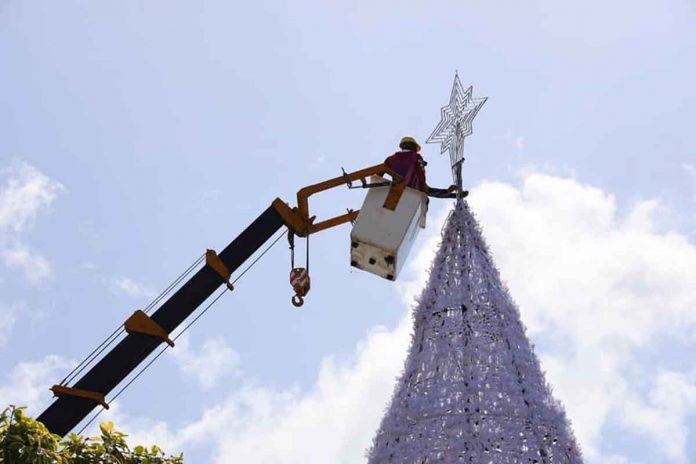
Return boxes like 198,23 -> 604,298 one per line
426,185 -> 467,198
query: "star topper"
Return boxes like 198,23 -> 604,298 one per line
426,73 -> 487,193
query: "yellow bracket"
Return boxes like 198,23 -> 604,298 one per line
124,310 -> 175,347
51,385 -> 110,410
272,163 -> 405,237
205,249 -> 234,291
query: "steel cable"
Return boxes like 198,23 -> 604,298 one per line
75,229 -> 286,435
60,253 -> 205,387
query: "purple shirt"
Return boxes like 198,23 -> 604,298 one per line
384,150 -> 427,191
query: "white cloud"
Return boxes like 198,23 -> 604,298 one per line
108,276 -> 157,299
212,321 -> 410,464
0,162 -> 62,349
97,173 -> 696,464
1,245 -> 53,283
170,334 -> 241,390
0,355 -> 75,416
619,370 -> 696,464
0,161 -> 63,282
0,161 -> 63,234
104,318 -> 411,463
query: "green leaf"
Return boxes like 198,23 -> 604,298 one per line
1,405 -> 184,463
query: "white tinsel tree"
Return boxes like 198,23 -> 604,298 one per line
368,201 -> 583,463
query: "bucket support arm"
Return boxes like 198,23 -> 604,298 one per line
272,163 -> 404,237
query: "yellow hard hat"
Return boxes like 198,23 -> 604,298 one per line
399,136 -> 421,152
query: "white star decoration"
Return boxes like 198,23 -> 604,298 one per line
427,73 -> 487,186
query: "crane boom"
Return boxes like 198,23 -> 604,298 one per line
38,205 -> 285,436
37,163 -> 407,437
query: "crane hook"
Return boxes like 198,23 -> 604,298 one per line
288,230 -> 311,308
290,267 -> 310,308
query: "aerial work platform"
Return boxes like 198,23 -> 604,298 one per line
350,179 -> 427,281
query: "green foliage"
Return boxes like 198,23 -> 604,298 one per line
1,406 -> 183,464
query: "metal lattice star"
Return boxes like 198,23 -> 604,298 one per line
426,73 -> 487,189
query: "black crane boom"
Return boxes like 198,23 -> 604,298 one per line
38,205 -> 285,436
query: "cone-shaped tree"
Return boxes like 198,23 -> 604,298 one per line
368,201 -> 582,463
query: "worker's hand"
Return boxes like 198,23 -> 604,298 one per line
447,185 -> 458,193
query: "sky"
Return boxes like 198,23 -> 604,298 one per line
1,0 -> 695,462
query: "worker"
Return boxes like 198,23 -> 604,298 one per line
384,136 -> 466,198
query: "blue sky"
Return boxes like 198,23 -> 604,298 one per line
1,0 -> 695,462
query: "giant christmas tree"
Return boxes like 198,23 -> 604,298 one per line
367,75 -> 582,463
367,201 -> 583,463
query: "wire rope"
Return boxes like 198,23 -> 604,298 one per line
143,254 -> 206,315
75,229 -> 286,435
61,253 -> 205,386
